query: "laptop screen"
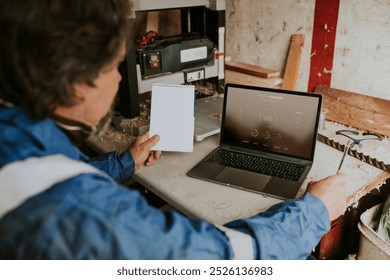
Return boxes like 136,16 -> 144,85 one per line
220,84 -> 322,161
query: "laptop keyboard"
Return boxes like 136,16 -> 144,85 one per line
207,149 -> 306,181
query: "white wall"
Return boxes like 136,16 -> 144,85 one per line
333,0 -> 390,99
226,0 -> 390,100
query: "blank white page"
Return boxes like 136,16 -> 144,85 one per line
149,83 -> 195,152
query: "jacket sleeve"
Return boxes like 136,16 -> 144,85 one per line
87,151 -> 135,181
224,193 -> 330,259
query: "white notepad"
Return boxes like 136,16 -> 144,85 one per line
149,83 -> 195,152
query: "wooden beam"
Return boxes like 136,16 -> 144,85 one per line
314,85 -> 390,137
225,61 -> 280,78
225,70 -> 282,88
281,34 -> 305,90
347,172 -> 390,206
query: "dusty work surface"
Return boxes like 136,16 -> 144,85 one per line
133,120 -> 389,225
88,114 -> 389,225
318,122 -> 389,172
313,121 -> 390,206
133,135 -> 282,225
86,80 -> 390,225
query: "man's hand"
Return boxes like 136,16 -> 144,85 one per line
306,173 -> 348,222
129,132 -> 161,171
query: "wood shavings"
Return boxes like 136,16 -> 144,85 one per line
101,126 -> 134,144
111,95 -> 151,135
119,115 -> 149,129
193,81 -> 220,98
92,126 -> 134,154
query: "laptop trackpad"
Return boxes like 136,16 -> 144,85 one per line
216,167 -> 271,192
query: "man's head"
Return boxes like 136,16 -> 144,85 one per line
0,0 -> 130,124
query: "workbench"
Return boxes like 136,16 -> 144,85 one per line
88,120 -> 389,221
87,85 -> 390,259
130,121 -> 389,224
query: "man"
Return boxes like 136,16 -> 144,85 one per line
0,0 -> 347,259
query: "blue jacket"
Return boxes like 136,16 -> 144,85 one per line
0,106 -> 330,259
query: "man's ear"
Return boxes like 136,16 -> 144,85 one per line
72,82 -> 89,100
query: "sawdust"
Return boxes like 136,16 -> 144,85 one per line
119,114 -> 149,129
110,95 -> 151,136
194,80 -> 221,98
101,126 -> 134,144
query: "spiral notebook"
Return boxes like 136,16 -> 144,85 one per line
149,83 -> 195,152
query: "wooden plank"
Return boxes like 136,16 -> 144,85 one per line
314,85 -> 390,137
146,11 -> 160,32
347,172 -> 390,206
281,34 -> 305,90
225,70 -> 282,88
225,61 -> 280,78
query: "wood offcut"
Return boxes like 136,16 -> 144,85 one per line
314,85 -> 390,138
225,61 -> 280,78
281,34 -> 305,90
225,70 -> 282,88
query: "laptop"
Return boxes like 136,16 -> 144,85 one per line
187,83 -> 322,200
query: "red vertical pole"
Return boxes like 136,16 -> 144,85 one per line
308,0 -> 341,92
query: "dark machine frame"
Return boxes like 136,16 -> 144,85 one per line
116,0 -> 226,118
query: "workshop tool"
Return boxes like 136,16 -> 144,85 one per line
335,130 -> 383,173
317,133 -> 390,172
